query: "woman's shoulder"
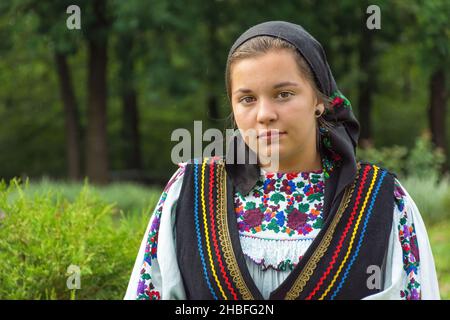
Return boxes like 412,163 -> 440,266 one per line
165,156 -> 225,189
184,156 -> 226,166
162,162 -> 188,194
357,159 -> 406,208
357,159 -> 399,179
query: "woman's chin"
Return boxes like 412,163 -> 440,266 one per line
257,146 -> 286,165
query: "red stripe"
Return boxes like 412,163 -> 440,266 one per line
306,164 -> 371,300
208,159 -> 239,300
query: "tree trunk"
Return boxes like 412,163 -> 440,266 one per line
122,90 -> 141,170
54,52 -> 81,181
428,68 -> 448,173
118,36 -> 142,171
85,0 -> 109,185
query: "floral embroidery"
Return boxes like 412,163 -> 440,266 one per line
329,90 -> 352,110
286,208 -> 309,231
235,164 -> 327,270
235,169 -> 325,237
136,164 -> 186,300
246,255 -> 301,272
395,179 -> 421,300
137,194 -> 166,300
243,208 -> 264,228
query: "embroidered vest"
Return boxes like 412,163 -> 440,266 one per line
175,158 -> 396,300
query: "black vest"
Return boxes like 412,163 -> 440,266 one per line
175,158 -> 396,300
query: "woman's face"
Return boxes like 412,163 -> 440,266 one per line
230,49 -> 324,167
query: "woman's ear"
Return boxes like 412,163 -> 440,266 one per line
316,102 -> 325,115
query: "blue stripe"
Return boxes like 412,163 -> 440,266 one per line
330,170 -> 387,300
193,159 -> 218,299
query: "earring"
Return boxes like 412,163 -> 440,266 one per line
315,109 -> 322,117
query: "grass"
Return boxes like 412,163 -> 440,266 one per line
0,176 -> 448,299
0,178 -> 158,299
428,221 -> 450,299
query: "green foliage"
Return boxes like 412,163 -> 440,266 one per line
0,178 -> 156,299
12,177 -> 161,216
412,0 -> 450,71
428,220 -> 450,299
358,133 -> 450,226
401,173 -> 450,226
357,132 -> 446,179
406,132 -> 446,180
357,144 -> 409,177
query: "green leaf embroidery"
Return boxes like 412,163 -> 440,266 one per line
245,201 -> 256,210
270,193 -> 285,204
308,192 -> 323,202
298,203 -> 309,213
313,217 -> 323,229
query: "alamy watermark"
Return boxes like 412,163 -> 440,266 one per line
66,5 -> 81,30
366,5 -> 381,30
366,265 -> 382,290
171,121 -> 280,169
66,264 -> 81,290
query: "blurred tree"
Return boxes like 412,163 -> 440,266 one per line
82,0 -> 112,184
112,0 -> 145,173
9,0 -> 84,180
391,0 -> 450,172
413,0 -> 449,173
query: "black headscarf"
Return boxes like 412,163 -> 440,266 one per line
224,20 -> 361,221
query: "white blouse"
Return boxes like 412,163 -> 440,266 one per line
124,163 -> 441,300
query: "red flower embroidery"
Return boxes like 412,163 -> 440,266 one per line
149,290 -> 161,300
287,172 -> 299,180
331,96 -> 344,107
243,208 -> 264,228
287,208 -> 308,231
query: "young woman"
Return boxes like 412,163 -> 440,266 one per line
125,21 -> 440,300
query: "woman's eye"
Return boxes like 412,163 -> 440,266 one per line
240,96 -> 255,104
277,91 -> 293,99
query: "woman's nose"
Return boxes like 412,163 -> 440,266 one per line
256,98 -> 278,124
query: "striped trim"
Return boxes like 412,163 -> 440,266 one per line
285,162 -> 360,300
193,158 -> 218,299
216,160 -> 255,299
201,158 -> 227,299
193,157 -> 243,300
305,164 -> 372,299
329,169 -> 387,299
319,166 -> 383,299
210,161 -> 239,300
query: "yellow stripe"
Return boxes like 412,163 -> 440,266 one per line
216,162 -> 254,300
201,158 -> 227,300
285,162 -> 361,300
319,166 -> 379,300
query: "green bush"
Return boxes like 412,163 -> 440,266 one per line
357,132 -> 450,226
357,131 -> 446,180
428,221 -> 450,300
357,144 -> 408,177
0,178 -> 155,299
401,174 -> 450,225
10,177 -> 161,217
405,132 -> 446,180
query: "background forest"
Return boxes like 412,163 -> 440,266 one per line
0,0 -> 448,299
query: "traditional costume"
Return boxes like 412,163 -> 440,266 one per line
124,21 -> 440,300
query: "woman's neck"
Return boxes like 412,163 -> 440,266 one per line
259,150 -> 322,173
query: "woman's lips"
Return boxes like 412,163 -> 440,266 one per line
257,130 -> 287,141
